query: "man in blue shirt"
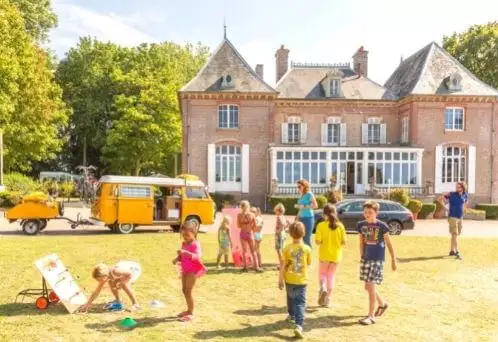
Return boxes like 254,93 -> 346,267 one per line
442,182 -> 468,259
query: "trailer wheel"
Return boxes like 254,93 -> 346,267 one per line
116,223 -> 135,234
39,220 -> 48,231
22,220 -> 42,236
35,296 -> 49,310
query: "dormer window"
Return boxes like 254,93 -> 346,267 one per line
446,73 -> 462,92
221,74 -> 234,89
321,69 -> 343,98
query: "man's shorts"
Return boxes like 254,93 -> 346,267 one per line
448,217 -> 463,235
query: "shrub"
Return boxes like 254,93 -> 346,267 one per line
209,193 -> 235,211
268,197 -> 299,215
0,191 -> 23,208
41,180 -> 59,196
327,190 -> 343,204
388,188 -> 410,207
60,182 -> 75,201
406,199 -> 423,215
4,173 -> 41,194
418,203 -> 436,219
315,195 -> 327,209
475,204 -> 498,219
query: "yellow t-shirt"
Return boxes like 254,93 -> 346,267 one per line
315,221 -> 347,263
282,242 -> 312,285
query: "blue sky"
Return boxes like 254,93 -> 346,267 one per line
50,0 -> 497,86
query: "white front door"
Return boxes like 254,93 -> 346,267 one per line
355,161 -> 366,195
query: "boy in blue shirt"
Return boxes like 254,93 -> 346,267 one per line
357,200 -> 397,325
442,182 -> 468,259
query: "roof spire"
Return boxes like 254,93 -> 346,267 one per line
223,17 -> 227,39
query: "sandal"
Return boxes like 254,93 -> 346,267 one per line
179,314 -> 193,322
375,303 -> 389,317
359,316 -> 376,325
177,311 -> 189,318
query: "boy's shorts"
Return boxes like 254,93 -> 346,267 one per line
360,259 -> 384,285
448,217 -> 463,235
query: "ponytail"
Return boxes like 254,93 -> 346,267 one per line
323,203 -> 338,230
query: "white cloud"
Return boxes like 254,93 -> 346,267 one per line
49,2 -> 157,57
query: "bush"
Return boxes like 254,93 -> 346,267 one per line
475,204 -> 498,219
406,199 -> 423,215
433,199 -> 447,219
327,190 -> 343,204
209,193 -> 235,211
315,195 -> 327,209
418,203 -> 436,219
0,191 -> 23,208
388,189 -> 410,206
4,173 -> 41,194
41,180 -> 59,196
268,197 -> 299,215
60,182 -> 75,201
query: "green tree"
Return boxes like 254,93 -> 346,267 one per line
0,0 -> 68,172
9,0 -> 58,42
443,21 -> 498,89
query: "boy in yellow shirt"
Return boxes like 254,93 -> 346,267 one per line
279,221 -> 312,339
315,204 -> 346,307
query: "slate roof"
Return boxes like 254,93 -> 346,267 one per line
384,42 -> 498,98
180,39 -> 276,93
276,66 -> 396,100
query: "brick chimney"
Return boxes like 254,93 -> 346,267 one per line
275,45 -> 289,83
353,46 -> 368,77
255,64 -> 264,79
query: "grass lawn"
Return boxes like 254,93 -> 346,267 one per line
1,233 -> 498,341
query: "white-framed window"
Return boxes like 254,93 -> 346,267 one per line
367,151 -> 418,186
288,123 -> 301,143
368,119 -> 381,144
327,123 -> 340,144
444,107 -> 464,131
442,146 -> 466,183
330,79 -> 340,96
215,145 -> 241,182
401,116 -> 409,143
282,116 -> 306,144
218,104 -> 239,129
276,151 -> 327,185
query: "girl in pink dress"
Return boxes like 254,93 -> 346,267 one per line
172,221 -> 207,322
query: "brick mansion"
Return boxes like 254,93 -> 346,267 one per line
178,36 -> 498,208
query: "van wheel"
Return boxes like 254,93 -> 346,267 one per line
185,216 -> 200,231
171,225 -> 180,232
39,220 -> 48,231
116,224 -> 135,234
22,220 -> 42,236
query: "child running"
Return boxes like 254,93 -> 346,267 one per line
237,201 -> 262,272
279,222 -> 312,339
173,221 -> 207,322
315,203 -> 346,307
79,260 -> 142,312
251,207 -> 264,270
357,200 -> 397,325
274,203 -> 289,267
216,215 -> 233,269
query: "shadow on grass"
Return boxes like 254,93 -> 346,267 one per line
194,315 -> 361,340
0,228 -> 184,237
234,305 -> 318,316
0,303 -> 68,316
85,316 -> 178,333
397,255 -> 446,263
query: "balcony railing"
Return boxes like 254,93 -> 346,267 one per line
273,185 -> 329,196
373,186 -> 426,196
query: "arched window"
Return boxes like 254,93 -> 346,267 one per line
442,146 -> 466,183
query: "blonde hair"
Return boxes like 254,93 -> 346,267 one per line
289,221 -> 305,239
182,220 -> 199,237
240,200 -> 250,212
274,202 -> 285,214
219,215 -> 231,230
363,200 -> 380,212
297,179 -> 310,194
92,263 -> 110,280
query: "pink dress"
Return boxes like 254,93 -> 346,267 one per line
180,240 -> 207,278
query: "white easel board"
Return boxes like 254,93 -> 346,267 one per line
35,254 -> 87,314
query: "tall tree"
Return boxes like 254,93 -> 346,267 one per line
8,0 -> 58,42
0,0 -> 68,172
57,39 -> 208,175
443,21 -> 498,89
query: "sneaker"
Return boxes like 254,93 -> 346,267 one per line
285,315 -> 296,326
294,325 -> 304,338
324,296 -> 331,308
103,300 -> 121,310
449,251 -> 456,256
455,251 -> 462,260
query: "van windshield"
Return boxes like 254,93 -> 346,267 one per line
186,187 -> 208,199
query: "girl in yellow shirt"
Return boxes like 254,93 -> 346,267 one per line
315,203 -> 346,307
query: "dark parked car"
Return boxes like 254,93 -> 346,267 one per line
314,199 -> 415,235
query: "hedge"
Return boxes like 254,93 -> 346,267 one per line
388,189 -> 410,207
4,173 -> 41,194
406,199 -> 423,215
475,204 -> 498,219
209,193 -> 235,211
316,195 -> 327,209
418,203 -> 436,219
0,191 -> 23,208
269,197 -> 299,215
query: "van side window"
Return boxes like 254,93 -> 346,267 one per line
120,186 -> 151,198
186,187 -> 207,199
